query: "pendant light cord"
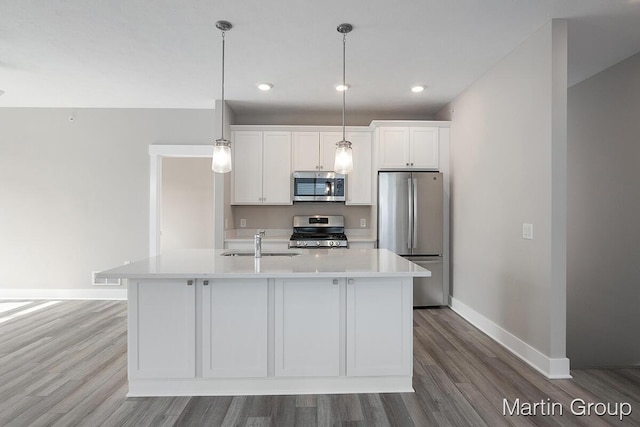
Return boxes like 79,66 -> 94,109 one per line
342,33 -> 346,142
220,30 -> 226,141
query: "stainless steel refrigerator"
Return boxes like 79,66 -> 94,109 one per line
378,172 -> 445,306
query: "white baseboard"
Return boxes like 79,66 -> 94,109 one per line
449,296 -> 571,379
0,288 -> 127,300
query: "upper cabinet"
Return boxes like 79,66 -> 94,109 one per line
292,130 -> 372,205
231,125 -> 379,206
319,131 -> 372,205
232,130 -> 292,205
292,132 -> 336,171
377,126 -> 439,170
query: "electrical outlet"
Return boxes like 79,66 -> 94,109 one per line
523,223 -> 533,240
360,218 -> 367,228
240,219 -> 247,228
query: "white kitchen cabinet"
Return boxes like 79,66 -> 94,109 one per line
128,279 -> 196,379
292,132 -> 338,171
346,277 -> 412,376
317,131 -> 372,204
347,132 -> 372,204
232,130 -> 292,205
292,132 -> 320,171
378,126 -> 439,170
202,279 -> 268,378
275,278 -> 342,377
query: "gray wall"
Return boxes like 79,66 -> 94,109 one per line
233,110 -> 433,126
232,205 -> 373,231
567,52 -> 640,368
0,108 -> 214,290
442,21 -> 568,364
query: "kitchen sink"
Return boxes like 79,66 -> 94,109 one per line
221,250 -> 301,257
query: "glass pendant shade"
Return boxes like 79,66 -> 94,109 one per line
213,20 -> 233,174
334,23 -> 354,174
334,140 -> 353,174
212,139 -> 232,173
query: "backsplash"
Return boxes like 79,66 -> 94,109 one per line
232,204 -> 374,230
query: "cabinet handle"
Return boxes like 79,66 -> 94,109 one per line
348,279 -> 355,285
411,163 -> 414,166
406,162 -> 409,166
187,280 -> 193,286
332,279 -> 338,285
203,280 -> 209,286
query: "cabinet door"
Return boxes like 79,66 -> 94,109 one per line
202,279 -> 268,378
319,132 -> 340,171
128,279 -> 196,379
292,132 -> 320,171
262,131 -> 292,204
346,132 -> 372,205
378,127 -> 410,169
409,127 -> 439,169
232,131 -> 263,204
346,277 -> 412,376
275,278 -> 341,376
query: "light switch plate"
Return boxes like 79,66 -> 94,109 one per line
523,223 -> 533,240
240,219 -> 247,228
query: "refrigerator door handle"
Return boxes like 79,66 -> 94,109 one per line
413,178 -> 418,249
407,177 -> 413,249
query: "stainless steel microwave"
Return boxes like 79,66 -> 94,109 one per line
292,172 -> 346,202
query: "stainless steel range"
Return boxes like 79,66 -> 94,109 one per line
288,215 -> 349,248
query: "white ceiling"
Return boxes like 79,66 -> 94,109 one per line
1,0 -> 640,117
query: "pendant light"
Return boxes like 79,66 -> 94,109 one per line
334,23 -> 354,174
212,20 -> 233,173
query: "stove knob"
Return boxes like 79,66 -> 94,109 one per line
303,241 -> 308,247
297,241 -> 302,246
316,241 -> 321,247
329,241 -> 335,246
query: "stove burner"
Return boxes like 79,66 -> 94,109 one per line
289,215 -> 349,249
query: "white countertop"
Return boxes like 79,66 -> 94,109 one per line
98,248 -> 430,280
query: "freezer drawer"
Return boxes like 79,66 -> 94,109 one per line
407,256 -> 445,307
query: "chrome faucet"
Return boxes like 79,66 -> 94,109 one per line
254,229 -> 266,258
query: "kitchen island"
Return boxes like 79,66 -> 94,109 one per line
98,248 -> 430,397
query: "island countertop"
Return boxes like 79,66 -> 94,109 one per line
98,248 -> 431,280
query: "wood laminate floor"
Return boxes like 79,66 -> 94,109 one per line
0,300 -> 638,426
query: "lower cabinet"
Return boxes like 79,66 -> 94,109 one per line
346,277 -> 413,376
128,279 -> 196,379
274,278 -> 341,376
202,279 -> 268,378
129,276 -> 411,383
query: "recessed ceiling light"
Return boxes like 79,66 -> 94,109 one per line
411,85 -> 425,93
335,84 -> 351,91
257,83 -> 273,91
